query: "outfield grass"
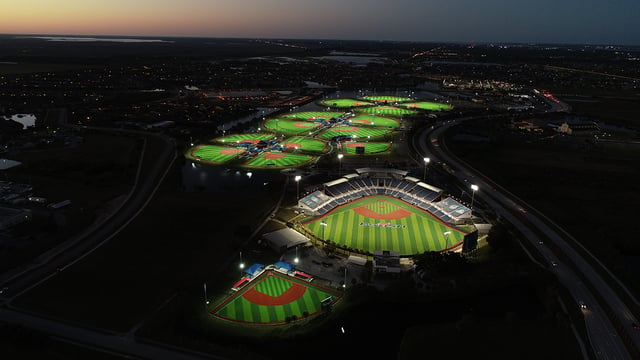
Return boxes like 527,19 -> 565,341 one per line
318,126 -> 392,140
281,136 -> 328,152
318,98 -> 373,108
281,111 -> 344,120
215,133 -> 275,144
348,114 -> 399,128
341,142 -> 391,154
401,101 -> 453,111
212,270 -> 341,324
245,152 -> 316,168
263,119 -> 321,135
358,106 -> 417,116
186,145 -> 245,163
302,195 -> 467,255
362,95 -> 412,103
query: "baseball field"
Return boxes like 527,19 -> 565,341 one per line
245,151 -> 316,168
186,145 -> 245,164
348,114 -> 399,128
341,142 -> 391,154
318,126 -> 392,140
358,106 -> 417,116
401,101 -> 453,111
212,270 -> 342,324
318,98 -> 374,108
302,195 -> 467,255
281,111 -> 345,120
263,119 -> 321,135
281,136 -> 329,152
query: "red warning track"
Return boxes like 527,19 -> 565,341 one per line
242,283 -> 307,306
294,122 -> 314,128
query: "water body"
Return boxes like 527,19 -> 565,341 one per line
3,114 -> 36,129
28,36 -> 171,43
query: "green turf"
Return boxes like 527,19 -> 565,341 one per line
348,114 -> 399,128
215,133 -> 275,144
318,126 -> 392,140
281,111 -> 344,120
357,106 -> 417,116
263,119 -> 321,135
245,152 -> 316,168
212,270 -> 341,324
318,98 -> 373,108
341,142 -> 391,154
186,145 -> 245,163
302,195 -> 467,255
361,95 -> 412,103
281,136 -> 328,152
401,101 -> 453,111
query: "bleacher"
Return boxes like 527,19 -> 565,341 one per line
297,169 -> 465,224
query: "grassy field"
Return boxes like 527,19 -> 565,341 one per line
186,145 -> 245,163
341,141 -> 391,154
358,106 -> 416,116
401,101 -> 453,111
212,270 -> 341,324
318,98 -> 373,108
263,119 -> 321,135
281,136 -> 328,152
318,126 -> 392,140
281,111 -> 344,120
244,152 -> 316,168
214,133 -> 274,144
302,195 -> 467,255
362,95 -> 412,103
349,114 -> 400,128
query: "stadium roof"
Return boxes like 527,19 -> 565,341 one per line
416,181 -> 443,194
355,168 -> 408,176
262,228 -> 309,252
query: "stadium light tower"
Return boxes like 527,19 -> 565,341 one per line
470,184 -> 479,213
423,157 -> 430,181
338,154 -> 344,176
239,251 -> 245,274
294,246 -> 299,264
295,175 -> 302,199
443,231 -> 451,251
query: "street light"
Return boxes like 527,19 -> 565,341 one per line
423,157 -> 430,181
342,267 -> 347,289
337,154 -> 344,176
470,184 -> 479,213
320,220 -> 327,240
295,175 -> 302,199
443,231 -> 451,251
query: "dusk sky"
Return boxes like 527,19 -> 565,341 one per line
1,0 -> 639,45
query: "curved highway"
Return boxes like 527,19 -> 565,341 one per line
415,112 -> 639,359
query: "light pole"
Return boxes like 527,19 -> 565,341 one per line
203,283 -> 209,306
343,266 -> 347,290
239,251 -> 245,275
295,175 -> 301,199
423,157 -> 430,181
320,220 -> 327,240
294,246 -> 299,264
470,184 -> 479,213
337,154 -> 343,176
443,231 -> 451,251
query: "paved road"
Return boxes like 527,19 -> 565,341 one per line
415,112 -> 638,359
